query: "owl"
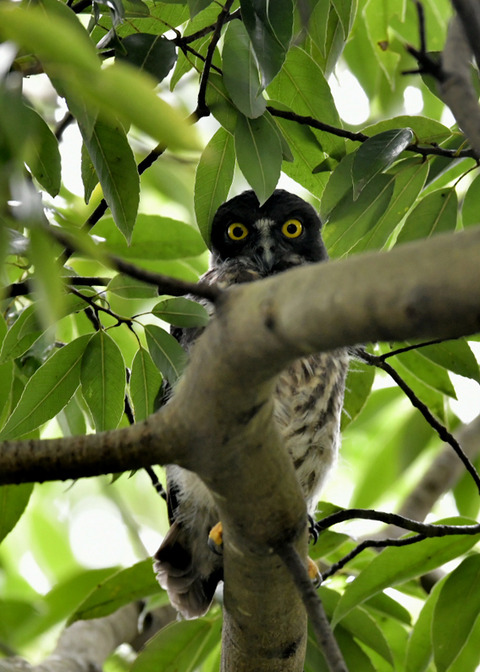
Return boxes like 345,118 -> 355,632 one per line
154,189 -> 349,619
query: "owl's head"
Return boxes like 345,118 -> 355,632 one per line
210,190 -> 328,275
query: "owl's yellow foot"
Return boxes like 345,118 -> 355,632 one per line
208,521 -> 223,555
308,557 -> 322,587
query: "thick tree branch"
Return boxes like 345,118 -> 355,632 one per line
0,604 -> 141,672
1,227 -> 480,486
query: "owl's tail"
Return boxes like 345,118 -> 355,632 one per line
153,520 -> 223,620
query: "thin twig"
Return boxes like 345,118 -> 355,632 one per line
277,544 -> 348,672
315,507 -> 480,537
321,535 -> 427,581
357,348 -> 480,494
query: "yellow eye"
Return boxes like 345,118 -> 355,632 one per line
227,223 -> 249,240
282,219 -> 303,238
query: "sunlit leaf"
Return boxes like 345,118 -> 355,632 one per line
0,484 -> 34,543
80,119 -> 139,243
145,324 -> 188,385
267,47 -> 345,160
0,305 -> 43,364
333,517 -> 480,625
462,172 -> 480,228
407,339 -> 480,384
130,347 -> 163,422
72,559 -> 166,622
405,575 -> 446,672
152,297 -> 209,327
235,113 -> 282,204
80,331 -> 126,432
93,214 -> 205,260
0,335 -> 91,440
396,188 -> 458,244
433,554 -> 480,672
341,358 -> 376,430
29,227 -> 65,327
107,274 -> 158,299
194,127 -> 235,245
23,104 -> 61,197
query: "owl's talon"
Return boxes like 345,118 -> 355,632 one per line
308,557 -> 322,587
308,515 -> 319,544
208,521 -> 224,555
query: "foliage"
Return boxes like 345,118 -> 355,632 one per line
0,0 -> 480,670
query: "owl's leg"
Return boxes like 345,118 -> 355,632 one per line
308,514 -> 319,544
208,521 -> 224,555
308,557 -> 322,587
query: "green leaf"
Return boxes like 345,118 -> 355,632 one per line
0,305 -> 43,364
0,4 -> 100,75
145,324 -> 188,385
352,128 -> 413,199
396,188 -> 458,244
333,517 -> 480,625
240,0 -> 293,87
267,47 -> 345,161
222,20 -> 266,119
0,335 -> 91,440
364,115 -> 452,146
392,348 -> 457,398
93,214 -> 205,260
107,274 -> 158,299
235,113 -> 282,204
72,559 -> 165,622
130,347 -> 163,422
405,576 -> 446,672
319,586 -> 394,665
354,158 -> 429,252
188,0 -> 214,17
408,339 -> 480,384
0,484 -> 34,543
29,227 -> 65,327
206,73 -> 239,134
341,358 -> 376,430
131,616 -> 222,672
152,297 -> 209,327
194,127 -> 235,245
80,119 -> 139,244
117,34 -> 177,83
23,105 -> 61,197
433,554 -> 480,671
80,331 -> 126,432
81,142 -> 98,204
462,172 -> 480,228
323,173 -> 395,257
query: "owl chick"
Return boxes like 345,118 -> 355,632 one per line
154,189 -> 349,619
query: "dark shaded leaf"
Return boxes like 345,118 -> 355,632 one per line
117,34 -> 177,82
235,113 -> 282,204
352,128 -> 413,199
240,0 -> 293,87
107,274 -> 158,299
222,20 -> 266,118
80,119 -> 139,244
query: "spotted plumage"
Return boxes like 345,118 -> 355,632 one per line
154,189 -> 349,619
